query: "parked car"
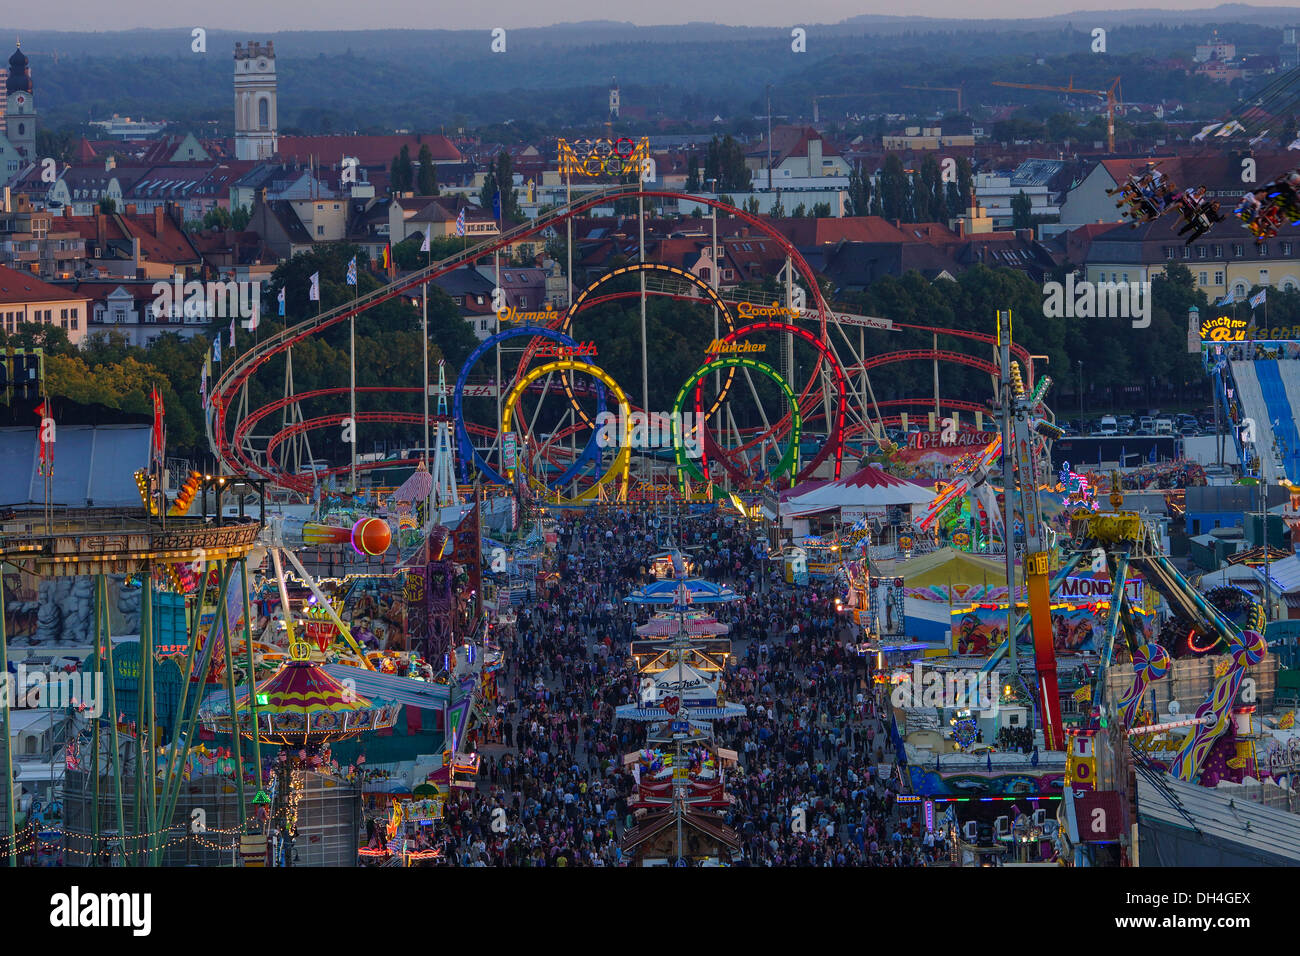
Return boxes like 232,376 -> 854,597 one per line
1134,426 -> 1155,436
1096,416 -> 1119,437
1178,425 -> 1198,437
1116,415 -> 1135,432
1138,416 -> 1155,432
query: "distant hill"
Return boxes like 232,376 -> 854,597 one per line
12,12 -> 1292,134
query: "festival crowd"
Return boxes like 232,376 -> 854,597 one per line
420,508 -> 948,866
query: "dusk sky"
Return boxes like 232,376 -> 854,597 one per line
9,0 -> 1299,32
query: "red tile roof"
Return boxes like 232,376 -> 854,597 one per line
276,134 -> 463,167
0,265 -> 89,305
769,217 -> 911,245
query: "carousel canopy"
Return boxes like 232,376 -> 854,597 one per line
780,465 -> 933,517
199,657 -> 401,743
624,578 -> 739,605
392,464 -> 433,504
650,662 -> 718,701
636,616 -> 730,636
892,547 -> 1006,591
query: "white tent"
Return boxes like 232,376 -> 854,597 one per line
650,662 -> 718,702
780,465 -> 933,518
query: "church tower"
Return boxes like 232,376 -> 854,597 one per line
234,40 -> 278,161
6,42 -> 36,161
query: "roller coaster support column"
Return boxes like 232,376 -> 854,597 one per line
0,563 -> 13,866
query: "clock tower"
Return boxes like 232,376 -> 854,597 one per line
234,40 -> 278,161
6,42 -> 35,160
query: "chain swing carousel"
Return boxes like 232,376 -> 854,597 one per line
199,637 -> 400,866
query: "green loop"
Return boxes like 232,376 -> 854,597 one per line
671,356 -> 801,496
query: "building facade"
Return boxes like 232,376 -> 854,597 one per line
234,41 -> 278,161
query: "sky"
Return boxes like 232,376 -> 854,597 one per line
10,0 -> 1300,32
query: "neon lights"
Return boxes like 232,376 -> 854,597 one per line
705,339 -> 766,354
534,341 -> 598,358
453,326 -> 608,488
557,137 -> 650,177
562,263 -> 738,426
704,320 -> 847,480
672,356 -> 801,494
734,301 -> 803,321
500,359 -> 631,502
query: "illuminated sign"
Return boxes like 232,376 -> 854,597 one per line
1059,574 -> 1144,605
1199,315 -> 1248,341
534,341 -> 598,358
706,339 -> 765,354
736,301 -> 802,321
908,430 -> 987,450
497,305 -> 562,325
557,137 -> 650,177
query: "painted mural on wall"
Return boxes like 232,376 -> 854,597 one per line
4,571 -> 138,646
950,603 -> 1154,656
341,575 -> 409,650
907,764 -> 1066,797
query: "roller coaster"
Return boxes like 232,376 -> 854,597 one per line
209,187 -> 1039,500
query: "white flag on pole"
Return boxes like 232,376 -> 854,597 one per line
309,271 -> 320,302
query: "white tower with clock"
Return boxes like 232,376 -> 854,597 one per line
6,43 -> 36,161
234,40 -> 278,161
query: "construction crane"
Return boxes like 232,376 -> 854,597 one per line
811,93 -> 866,124
902,84 -> 964,112
992,76 -> 1122,153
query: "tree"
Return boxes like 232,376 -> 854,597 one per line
703,138 -> 721,192
791,203 -> 807,218
390,145 -> 413,193
743,195 -> 760,214
685,153 -> 700,192
417,144 -> 439,196
811,201 -> 832,218
879,154 -> 910,222
481,151 -> 519,224
99,197 -> 117,214
847,160 -> 873,217
945,156 -> 973,219
202,206 -> 233,231
917,154 -> 946,222
231,205 -> 251,231
718,135 -> 750,192
1011,190 -> 1033,231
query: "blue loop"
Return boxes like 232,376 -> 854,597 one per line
454,325 -> 607,487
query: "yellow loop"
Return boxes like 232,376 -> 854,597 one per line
501,359 -> 631,502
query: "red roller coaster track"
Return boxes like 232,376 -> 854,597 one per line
214,186 -> 1037,493
212,188 -> 832,490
